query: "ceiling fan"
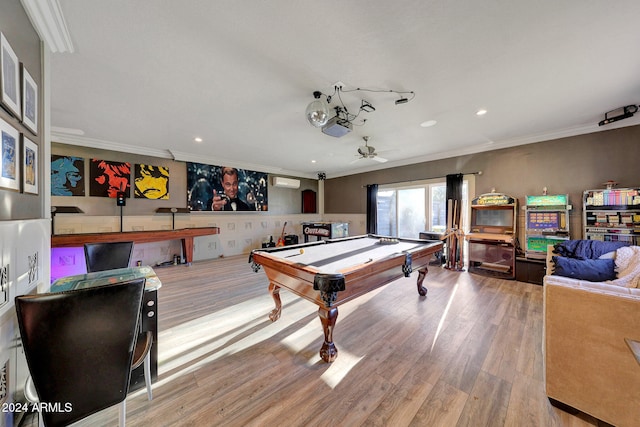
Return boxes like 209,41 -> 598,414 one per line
351,136 -> 388,163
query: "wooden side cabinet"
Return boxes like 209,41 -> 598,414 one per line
516,257 -> 546,285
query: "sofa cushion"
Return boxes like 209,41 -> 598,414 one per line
609,246 -> 640,288
553,239 -> 630,259
552,256 -> 617,282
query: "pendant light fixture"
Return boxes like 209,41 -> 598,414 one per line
305,85 -> 415,134
305,91 -> 329,127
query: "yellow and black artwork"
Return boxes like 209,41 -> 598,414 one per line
134,164 -> 169,199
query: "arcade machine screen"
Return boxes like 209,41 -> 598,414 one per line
526,211 -> 565,230
472,209 -> 514,228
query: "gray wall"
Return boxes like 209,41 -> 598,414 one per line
0,0 -> 43,220
51,142 -> 318,216
325,124 -> 640,236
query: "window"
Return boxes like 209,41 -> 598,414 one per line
398,187 -> 425,238
376,190 -> 396,235
376,178 -> 471,237
430,184 -> 447,233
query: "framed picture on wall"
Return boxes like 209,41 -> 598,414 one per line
22,136 -> 37,194
21,65 -> 37,135
134,164 -> 169,199
89,159 -> 131,198
0,117 -> 20,191
186,162 -> 268,211
0,33 -> 21,119
51,155 -> 85,196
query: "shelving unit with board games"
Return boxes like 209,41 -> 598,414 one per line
583,188 -> 640,244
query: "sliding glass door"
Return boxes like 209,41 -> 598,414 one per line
376,179 -> 470,238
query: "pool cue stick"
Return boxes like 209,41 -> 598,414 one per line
457,205 -> 464,269
451,199 -> 458,270
458,236 -> 462,269
450,237 -> 456,269
453,199 -> 461,270
458,229 -> 465,270
451,200 -> 458,269
446,199 -> 453,268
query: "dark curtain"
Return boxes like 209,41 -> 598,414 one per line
366,184 -> 378,234
445,174 -> 463,229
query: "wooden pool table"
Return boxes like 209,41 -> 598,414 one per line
249,234 -> 443,362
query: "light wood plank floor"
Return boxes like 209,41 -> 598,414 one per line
72,256 -> 600,427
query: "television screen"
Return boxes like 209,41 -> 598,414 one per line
526,211 -> 562,230
527,236 -> 566,252
186,162 -> 268,211
473,209 -> 513,227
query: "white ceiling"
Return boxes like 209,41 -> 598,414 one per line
42,0 -> 640,179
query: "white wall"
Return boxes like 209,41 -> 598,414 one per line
52,212 -> 367,263
0,219 -> 50,426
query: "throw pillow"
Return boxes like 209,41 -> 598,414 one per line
552,256 -> 617,282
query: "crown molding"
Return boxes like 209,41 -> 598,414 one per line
21,0 -> 74,53
51,134 -> 318,179
52,133 -> 174,159
168,150 -> 317,179
329,119 -> 640,179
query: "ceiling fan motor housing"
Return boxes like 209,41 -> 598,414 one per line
358,145 -> 376,157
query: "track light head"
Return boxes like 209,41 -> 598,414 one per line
598,104 -> 638,126
360,100 -> 375,112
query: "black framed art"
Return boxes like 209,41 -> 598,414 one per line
0,32 -> 21,119
22,135 -> 37,194
21,65 -> 37,134
0,117 -> 20,191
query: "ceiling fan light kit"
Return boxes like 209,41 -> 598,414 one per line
352,136 -> 388,163
357,145 -> 375,156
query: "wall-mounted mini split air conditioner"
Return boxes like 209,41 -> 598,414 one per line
272,176 -> 300,189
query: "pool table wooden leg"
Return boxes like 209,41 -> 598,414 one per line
268,282 -> 282,321
318,307 -> 339,362
416,266 -> 428,296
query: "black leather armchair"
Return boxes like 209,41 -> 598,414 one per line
84,241 -> 134,272
83,240 -> 153,401
15,279 -> 146,427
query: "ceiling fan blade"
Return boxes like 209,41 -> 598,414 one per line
350,157 -> 364,164
372,156 -> 388,163
377,148 -> 399,155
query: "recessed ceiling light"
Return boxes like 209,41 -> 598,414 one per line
194,137 -> 203,142
420,120 -> 437,128
311,160 -> 317,163
476,109 -> 488,116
